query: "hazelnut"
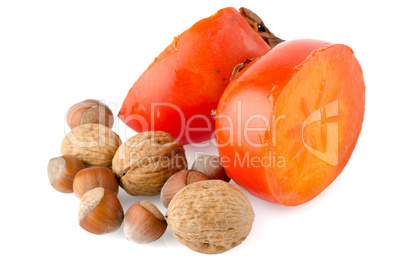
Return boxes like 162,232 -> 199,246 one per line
66,99 -> 114,129
61,123 -> 121,168
123,200 -> 167,244
165,180 -> 254,254
160,170 -> 208,208
47,155 -> 85,193
78,187 -> 124,235
73,167 -> 119,198
112,131 -> 187,196
191,155 -> 230,182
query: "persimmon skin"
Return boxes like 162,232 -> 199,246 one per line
119,7 -> 270,144
216,39 -> 365,206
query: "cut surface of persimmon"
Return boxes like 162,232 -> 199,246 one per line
215,39 -> 365,206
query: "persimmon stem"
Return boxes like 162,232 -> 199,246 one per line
239,7 -> 284,47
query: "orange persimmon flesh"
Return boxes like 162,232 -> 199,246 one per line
215,39 -> 365,206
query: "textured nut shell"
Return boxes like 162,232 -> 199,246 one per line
61,123 -> 121,168
166,180 -> 254,254
112,131 -> 187,196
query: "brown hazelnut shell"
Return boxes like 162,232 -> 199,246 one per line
192,155 -> 230,182
47,155 -> 85,193
160,170 -> 208,208
123,200 -> 167,244
73,167 -> 119,198
66,99 -> 114,129
78,187 -> 124,235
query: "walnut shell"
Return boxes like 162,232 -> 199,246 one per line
61,123 -> 121,168
165,180 -> 255,254
112,131 -> 187,196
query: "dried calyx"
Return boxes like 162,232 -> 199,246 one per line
230,57 -> 259,81
239,7 -> 284,47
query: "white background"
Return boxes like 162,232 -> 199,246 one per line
1,0 -> 401,265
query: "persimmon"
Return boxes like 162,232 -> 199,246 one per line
119,7 -> 282,144
215,39 -> 365,206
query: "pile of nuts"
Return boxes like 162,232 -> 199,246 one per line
47,99 -> 255,254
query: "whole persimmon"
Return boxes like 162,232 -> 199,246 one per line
119,7 -> 282,144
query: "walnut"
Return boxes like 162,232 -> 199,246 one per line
61,123 -> 121,168
165,180 -> 255,254
112,131 -> 187,196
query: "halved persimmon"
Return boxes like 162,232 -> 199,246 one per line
215,39 -> 365,206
